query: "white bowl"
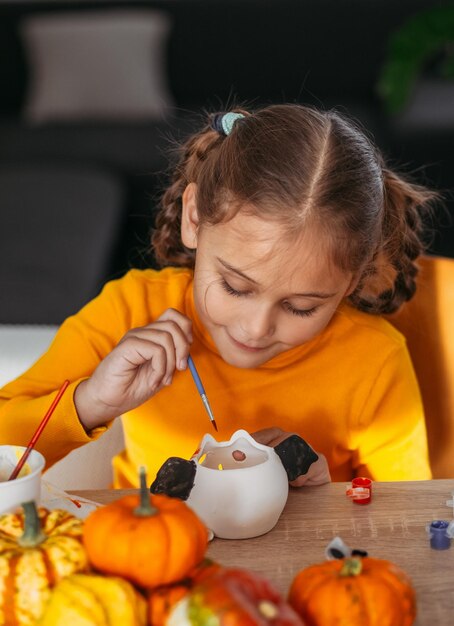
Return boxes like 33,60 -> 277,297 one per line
0,445 -> 45,514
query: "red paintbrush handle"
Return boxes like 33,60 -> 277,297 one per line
8,379 -> 70,481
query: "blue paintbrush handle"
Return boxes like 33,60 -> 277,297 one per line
187,355 -> 217,430
187,355 -> 206,396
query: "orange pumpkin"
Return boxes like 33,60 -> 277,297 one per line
0,501 -> 88,626
148,559 -> 222,626
83,468 -> 208,589
167,567 -> 305,626
288,556 -> 416,626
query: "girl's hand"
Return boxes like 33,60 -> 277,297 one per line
251,427 -> 331,487
74,308 -> 192,431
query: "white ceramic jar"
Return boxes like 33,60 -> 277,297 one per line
186,429 -> 289,539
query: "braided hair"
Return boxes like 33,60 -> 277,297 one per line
152,104 -> 439,314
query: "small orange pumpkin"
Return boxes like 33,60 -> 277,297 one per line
148,559 -> 222,626
83,468 -> 208,589
167,567 -> 305,626
288,556 -> 416,626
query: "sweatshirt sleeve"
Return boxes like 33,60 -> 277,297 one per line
352,343 -> 432,481
0,272 -> 140,469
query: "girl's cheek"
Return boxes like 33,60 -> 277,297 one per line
279,311 -> 334,345
203,286 -> 236,324
279,324 -> 315,346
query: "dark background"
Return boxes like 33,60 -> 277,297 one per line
1,0 -> 453,323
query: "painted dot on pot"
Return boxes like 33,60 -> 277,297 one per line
232,450 -> 246,461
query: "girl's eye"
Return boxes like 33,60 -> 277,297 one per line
221,279 -> 317,317
283,302 -> 318,318
220,278 -> 249,297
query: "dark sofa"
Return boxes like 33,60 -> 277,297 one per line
1,0 -> 453,324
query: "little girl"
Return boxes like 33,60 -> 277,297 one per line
0,104 -> 437,488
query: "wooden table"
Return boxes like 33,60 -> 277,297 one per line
72,479 -> 454,626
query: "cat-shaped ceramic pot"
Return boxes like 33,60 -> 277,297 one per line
150,429 -> 318,539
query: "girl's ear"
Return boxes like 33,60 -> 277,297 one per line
181,183 -> 199,249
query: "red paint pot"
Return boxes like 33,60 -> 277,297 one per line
346,476 -> 372,505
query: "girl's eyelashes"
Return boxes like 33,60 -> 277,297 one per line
283,303 -> 318,318
220,278 -> 249,297
220,278 -> 319,318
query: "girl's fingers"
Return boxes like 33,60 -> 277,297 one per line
252,427 -> 330,487
90,309 -> 194,414
122,330 -> 177,384
114,335 -> 170,388
251,427 -> 287,447
86,336 -> 169,416
119,316 -> 191,384
82,311 -> 193,421
289,455 -> 331,487
157,308 -> 193,342
145,312 -> 193,373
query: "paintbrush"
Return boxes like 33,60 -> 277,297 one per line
187,355 -> 218,431
9,379 -> 70,480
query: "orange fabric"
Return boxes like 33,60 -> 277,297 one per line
0,267 -> 431,486
386,256 -> 454,478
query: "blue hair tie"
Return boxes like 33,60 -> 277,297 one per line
211,112 -> 245,136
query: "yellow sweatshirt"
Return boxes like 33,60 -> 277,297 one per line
0,267 -> 432,487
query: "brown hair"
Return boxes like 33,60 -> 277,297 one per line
152,104 -> 438,314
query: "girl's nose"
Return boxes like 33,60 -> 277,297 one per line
239,307 -> 275,341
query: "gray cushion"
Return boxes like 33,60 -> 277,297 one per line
21,9 -> 173,123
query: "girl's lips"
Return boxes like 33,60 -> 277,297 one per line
228,334 -> 268,352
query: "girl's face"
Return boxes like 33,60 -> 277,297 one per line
182,185 -> 357,369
